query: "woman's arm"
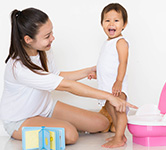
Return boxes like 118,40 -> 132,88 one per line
56,79 -> 138,112
59,66 -> 96,81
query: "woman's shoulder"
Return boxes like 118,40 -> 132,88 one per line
4,58 -> 24,82
6,58 -> 20,67
5,58 -> 26,77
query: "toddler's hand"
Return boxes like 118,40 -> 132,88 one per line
88,72 -> 96,80
112,80 -> 122,96
88,66 -> 97,80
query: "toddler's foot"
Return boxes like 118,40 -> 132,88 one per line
102,136 -> 126,148
106,135 -> 127,143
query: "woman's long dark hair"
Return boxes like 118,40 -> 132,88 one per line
6,8 -> 49,74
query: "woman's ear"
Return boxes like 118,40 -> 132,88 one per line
24,35 -> 33,44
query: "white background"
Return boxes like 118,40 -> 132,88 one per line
0,0 -> 166,110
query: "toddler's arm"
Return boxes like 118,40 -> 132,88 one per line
112,39 -> 128,96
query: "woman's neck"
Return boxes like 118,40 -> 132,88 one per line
24,46 -> 38,56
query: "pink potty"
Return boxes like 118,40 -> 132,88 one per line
127,83 -> 166,146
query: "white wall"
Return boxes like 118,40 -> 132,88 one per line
0,0 -> 166,110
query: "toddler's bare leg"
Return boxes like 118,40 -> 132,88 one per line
102,93 -> 127,148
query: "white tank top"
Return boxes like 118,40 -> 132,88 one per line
97,36 -> 128,105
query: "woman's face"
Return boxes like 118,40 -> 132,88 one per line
25,19 -> 55,55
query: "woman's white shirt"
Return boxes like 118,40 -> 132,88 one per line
0,50 -> 63,121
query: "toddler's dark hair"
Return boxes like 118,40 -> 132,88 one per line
101,3 -> 128,25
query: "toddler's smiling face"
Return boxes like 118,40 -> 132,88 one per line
102,10 -> 126,40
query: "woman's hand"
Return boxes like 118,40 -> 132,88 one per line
108,96 -> 138,113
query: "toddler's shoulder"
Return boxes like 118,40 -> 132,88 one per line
117,38 -> 129,49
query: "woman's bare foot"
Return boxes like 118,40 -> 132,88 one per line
106,135 -> 127,143
102,136 -> 126,148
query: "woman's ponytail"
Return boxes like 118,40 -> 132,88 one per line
6,10 -> 23,63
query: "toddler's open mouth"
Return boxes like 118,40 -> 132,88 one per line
108,29 -> 116,35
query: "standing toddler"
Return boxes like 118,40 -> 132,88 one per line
97,3 -> 129,148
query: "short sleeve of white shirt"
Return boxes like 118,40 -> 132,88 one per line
15,65 -> 63,92
14,50 -> 63,92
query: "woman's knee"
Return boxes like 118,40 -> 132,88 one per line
89,114 -> 109,133
97,115 -> 109,131
12,130 -> 22,140
65,123 -> 79,144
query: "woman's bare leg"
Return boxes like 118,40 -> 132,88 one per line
52,101 -> 110,133
12,101 -> 109,144
12,116 -> 79,144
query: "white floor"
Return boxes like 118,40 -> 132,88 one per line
1,129 -> 166,150
1,110 -> 166,150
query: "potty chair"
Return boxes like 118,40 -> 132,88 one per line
127,83 -> 166,147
